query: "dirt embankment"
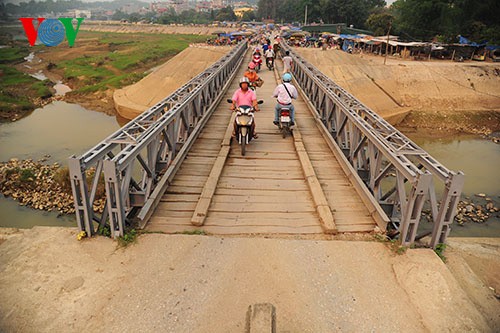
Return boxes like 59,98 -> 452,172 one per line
113,45 -> 230,119
0,227 -> 498,332
81,21 -> 234,36
297,49 -> 500,134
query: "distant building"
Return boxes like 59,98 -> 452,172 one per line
75,10 -> 92,19
233,7 -> 253,18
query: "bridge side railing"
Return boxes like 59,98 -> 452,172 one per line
281,43 -> 464,247
69,42 -> 247,238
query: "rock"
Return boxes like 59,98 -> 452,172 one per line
486,202 -> 494,210
475,193 -> 486,198
465,205 -> 474,213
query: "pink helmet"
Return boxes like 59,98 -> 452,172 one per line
248,62 -> 256,69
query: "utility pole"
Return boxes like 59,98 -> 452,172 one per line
304,5 -> 308,26
384,20 -> 392,65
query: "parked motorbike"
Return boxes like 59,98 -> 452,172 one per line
278,106 -> 293,138
227,99 -> 264,155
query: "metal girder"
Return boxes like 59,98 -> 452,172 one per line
281,43 -> 464,247
69,42 -> 247,237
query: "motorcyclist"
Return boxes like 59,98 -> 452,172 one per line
244,62 -> 260,89
265,47 -> 275,69
231,77 -> 260,138
252,48 -> 263,71
272,73 -> 298,126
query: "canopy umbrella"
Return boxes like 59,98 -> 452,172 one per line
280,26 -> 290,30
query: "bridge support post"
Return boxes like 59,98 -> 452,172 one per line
399,172 -> 432,246
103,160 -> 126,238
68,157 -> 94,236
430,172 -> 465,248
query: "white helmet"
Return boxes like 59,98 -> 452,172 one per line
239,77 -> 250,87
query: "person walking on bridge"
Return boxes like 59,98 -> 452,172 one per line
282,51 -> 294,74
272,73 -> 298,126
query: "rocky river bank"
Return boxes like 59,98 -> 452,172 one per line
0,158 -> 106,216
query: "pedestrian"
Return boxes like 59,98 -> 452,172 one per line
282,51 -> 294,74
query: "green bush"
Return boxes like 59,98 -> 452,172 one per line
19,168 -> 36,182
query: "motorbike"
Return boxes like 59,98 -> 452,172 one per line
227,99 -> 264,155
252,56 -> 262,73
266,57 -> 274,71
278,106 -> 293,138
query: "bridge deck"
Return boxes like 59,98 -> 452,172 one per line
147,54 -> 376,235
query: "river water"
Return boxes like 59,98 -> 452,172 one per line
0,101 -> 119,228
402,129 -> 500,237
0,103 -> 498,236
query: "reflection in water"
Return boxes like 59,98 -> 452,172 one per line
403,130 -> 500,197
0,198 -> 76,229
116,113 -> 131,127
0,101 -> 119,163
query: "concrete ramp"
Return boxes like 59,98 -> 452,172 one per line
113,46 -> 230,119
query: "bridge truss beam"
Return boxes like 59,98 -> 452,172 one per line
282,43 -> 464,247
69,42 -> 247,238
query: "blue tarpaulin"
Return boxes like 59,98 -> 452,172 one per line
342,39 -> 354,52
458,35 -> 487,47
339,34 -> 361,40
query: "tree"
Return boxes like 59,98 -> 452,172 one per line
112,10 -> 128,21
215,6 -> 237,22
257,0 -> 386,28
392,0 -> 500,43
241,10 -> 256,22
366,9 -> 393,36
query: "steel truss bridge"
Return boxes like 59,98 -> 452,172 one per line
69,41 -> 464,247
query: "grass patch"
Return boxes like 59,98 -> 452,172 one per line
0,46 -> 31,64
434,243 -> 447,262
0,63 -> 53,117
374,233 -> 408,255
97,225 -> 112,238
19,168 -> 36,182
59,32 -> 207,92
117,228 -> 138,247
